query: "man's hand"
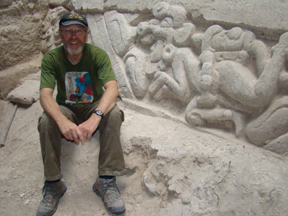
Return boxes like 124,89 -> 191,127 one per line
40,88 -> 86,145
78,114 -> 101,142
76,80 -> 119,142
58,118 -> 84,145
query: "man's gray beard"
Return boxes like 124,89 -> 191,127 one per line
64,43 -> 84,56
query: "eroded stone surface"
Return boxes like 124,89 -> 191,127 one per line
7,80 -> 40,105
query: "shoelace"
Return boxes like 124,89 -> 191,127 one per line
41,183 -> 59,207
42,194 -> 54,207
101,178 -> 120,198
42,183 -> 57,196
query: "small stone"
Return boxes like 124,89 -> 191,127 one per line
24,199 -> 31,205
27,3 -> 34,9
181,192 -> 192,205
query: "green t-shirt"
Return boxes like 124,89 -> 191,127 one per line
40,43 -> 116,106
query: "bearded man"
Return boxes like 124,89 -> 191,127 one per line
36,12 -> 126,216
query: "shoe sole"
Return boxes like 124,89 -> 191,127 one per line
92,184 -> 125,215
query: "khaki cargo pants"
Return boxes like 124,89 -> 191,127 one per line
38,101 -> 126,181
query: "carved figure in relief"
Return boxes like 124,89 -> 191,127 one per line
246,60 -> 288,149
40,7 -> 68,54
246,96 -> 288,150
124,48 -> 150,98
147,45 -> 200,102
186,25 -> 288,137
135,2 -> 199,102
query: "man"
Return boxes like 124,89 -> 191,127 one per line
36,12 -> 126,216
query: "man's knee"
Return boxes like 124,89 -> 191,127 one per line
100,106 -> 124,132
38,112 -> 57,132
107,106 -> 124,122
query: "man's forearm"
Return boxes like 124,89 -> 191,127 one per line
40,89 -> 68,125
79,80 -> 120,141
95,80 -> 119,116
40,88 -> 84,144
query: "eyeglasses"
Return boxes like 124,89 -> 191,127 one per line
61,29 -> 86,36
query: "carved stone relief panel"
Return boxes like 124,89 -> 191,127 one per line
44,2 -> 288,154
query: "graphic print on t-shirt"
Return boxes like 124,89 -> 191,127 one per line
65,72 -> 93,104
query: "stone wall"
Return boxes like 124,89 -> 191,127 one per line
0,0 -> 48,69
2,0 -> 288,154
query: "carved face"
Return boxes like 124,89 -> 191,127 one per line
150,40 -> 165,63
210,27 -> 244,51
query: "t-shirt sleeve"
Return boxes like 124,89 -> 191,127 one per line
96,50 -> 116,86
40,53 -> 57,90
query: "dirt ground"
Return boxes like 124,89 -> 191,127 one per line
1,99 -> 288,216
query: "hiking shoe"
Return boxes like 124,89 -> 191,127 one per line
36,180 -> 67,216
93,177 -> 126,215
